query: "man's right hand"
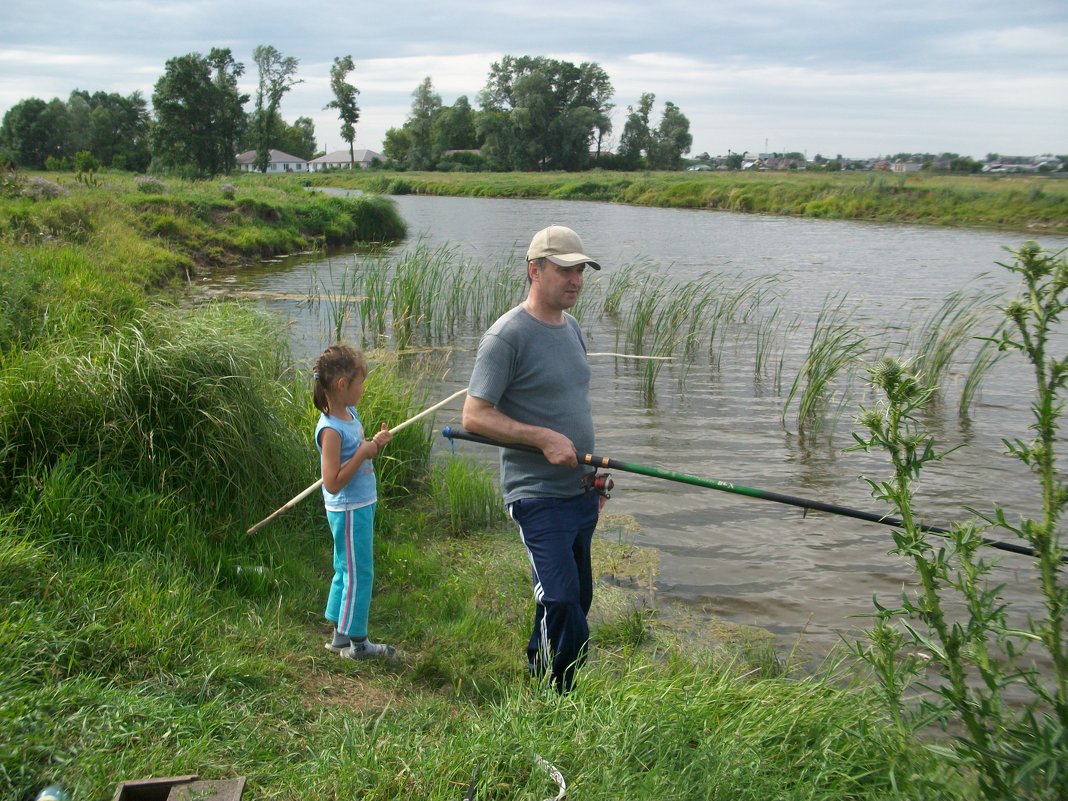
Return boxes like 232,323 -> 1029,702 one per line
540,429 -> 578,468
464,394 -> 578,468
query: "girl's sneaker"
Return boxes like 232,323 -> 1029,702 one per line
343,638 -> 396,660
325,629 -> 351,654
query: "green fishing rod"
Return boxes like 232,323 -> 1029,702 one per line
441,425 -> 1057,562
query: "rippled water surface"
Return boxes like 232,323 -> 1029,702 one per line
203,194 -> 1068,655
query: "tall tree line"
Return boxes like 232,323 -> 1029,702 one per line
0,91 -> 152,172
1,44 -> 318,176
382,55 -> 691,172
2,48 -> 694,175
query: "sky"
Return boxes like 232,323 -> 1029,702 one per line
1,1 -> 1066,161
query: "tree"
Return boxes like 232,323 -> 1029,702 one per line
618,92 -> 655,170
207,48 -> 248,174
66,92 -> 93,155
279,116 -> 317,160
406,77 -> 442,170
648,101 -> 692,170
949,155 -> 981,174
505,67 -> 554,169
251,45 -> 301,172
577,62 -> 614,160
381,126 -> 412,167
75,90 -> 153,172
0,97 -> 71,168
478,55 -> 614,171
151,51 -> 247,176
432,95 -> 478,153
325,55 -> 360,166
473,109 -> 510,170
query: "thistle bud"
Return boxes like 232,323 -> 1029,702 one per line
871,357 -> 902,390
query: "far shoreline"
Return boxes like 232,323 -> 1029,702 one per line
295,169 -> 1068,236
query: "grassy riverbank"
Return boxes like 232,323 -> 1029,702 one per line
303,168 -> 1068,234
0,171 -> 405,329
0,177 -> 1011,799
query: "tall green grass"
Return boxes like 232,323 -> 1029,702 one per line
0,306 -> 305,526
427,455 -> 506,536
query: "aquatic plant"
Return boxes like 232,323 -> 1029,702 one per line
958,337 -> 1004,418
907,287 -> 1002,402
782,294 -> 871,437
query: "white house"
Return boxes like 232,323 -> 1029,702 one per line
890,160 -> 923,174
234,149 -> 308,173
308,149 -> 383,171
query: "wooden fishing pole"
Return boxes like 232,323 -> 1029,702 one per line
441,425 -> 1056,562
246,388 -> 468,535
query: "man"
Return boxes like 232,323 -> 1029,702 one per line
462,224 -> 603,693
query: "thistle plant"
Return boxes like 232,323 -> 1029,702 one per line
984,243 -> 1068,765
849,241 -> 1068,800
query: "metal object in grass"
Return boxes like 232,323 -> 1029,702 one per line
441,426 -> 1057,562
534,754 -> 566,801
246,388 -> 468,534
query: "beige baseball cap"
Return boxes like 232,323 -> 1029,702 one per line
526,225 -> 601,270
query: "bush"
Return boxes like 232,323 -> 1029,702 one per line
134,175 -> 167,194
21,177 -> 69,201
74,151 -> 101,173
44,156 -> 72,172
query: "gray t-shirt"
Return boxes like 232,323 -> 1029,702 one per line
467,305 -> 595,502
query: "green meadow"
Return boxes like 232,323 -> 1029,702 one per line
1,171 -> 1064,800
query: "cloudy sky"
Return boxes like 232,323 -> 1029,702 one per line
1,1 -> 1065,160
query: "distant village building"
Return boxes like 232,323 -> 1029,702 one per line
891,160 -> 923,173
308,149 -> 383,171
235,149 -> 308,173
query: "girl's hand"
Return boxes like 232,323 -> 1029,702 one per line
371,423 -> 392,453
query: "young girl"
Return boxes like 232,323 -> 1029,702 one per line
312,344 -> 395,659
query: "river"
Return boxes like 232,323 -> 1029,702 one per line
202,193 -> 1068,658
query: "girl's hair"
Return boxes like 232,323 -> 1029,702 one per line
312,343 -> 368,414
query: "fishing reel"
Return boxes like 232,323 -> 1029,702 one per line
582,469 -> 613,500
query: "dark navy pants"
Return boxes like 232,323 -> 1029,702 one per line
508,492 -> 599,692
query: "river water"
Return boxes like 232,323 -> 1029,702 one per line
202,193 -> 1068,656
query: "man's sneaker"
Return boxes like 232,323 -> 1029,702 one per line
342,639 -> 396,660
